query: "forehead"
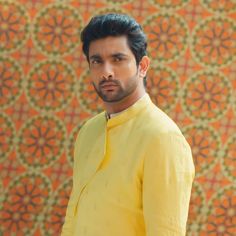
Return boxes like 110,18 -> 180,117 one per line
88,36 -> 133,57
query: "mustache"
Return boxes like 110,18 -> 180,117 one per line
99,79 -> 121,87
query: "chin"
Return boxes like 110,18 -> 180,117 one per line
101,94 -> 124,103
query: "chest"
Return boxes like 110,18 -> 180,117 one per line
75,124 -> 148,207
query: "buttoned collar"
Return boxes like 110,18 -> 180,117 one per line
105,93 -> 152,128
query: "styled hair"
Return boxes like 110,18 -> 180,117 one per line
80,13 -> 147,65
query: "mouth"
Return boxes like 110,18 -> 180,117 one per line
100,82 -> 118,91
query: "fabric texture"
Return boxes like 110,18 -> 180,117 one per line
61,94 -> 195,236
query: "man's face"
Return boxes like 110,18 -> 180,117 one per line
88,36 -> 143,103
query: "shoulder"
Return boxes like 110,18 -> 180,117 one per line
130,102 -> 192,154
76,111 -> 106,141
139,102 -> 182,138
141,104 -> 193,166
81,111 -> 106,130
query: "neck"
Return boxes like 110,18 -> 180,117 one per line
104,87 -> 146,114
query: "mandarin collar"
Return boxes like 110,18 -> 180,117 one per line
105,93 -> 152,128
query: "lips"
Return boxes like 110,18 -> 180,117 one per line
100,82 -> 118,90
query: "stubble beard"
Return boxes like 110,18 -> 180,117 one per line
92,71 -> 139,103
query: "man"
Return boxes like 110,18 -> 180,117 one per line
61,13 -> 195,236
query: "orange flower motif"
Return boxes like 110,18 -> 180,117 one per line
33,4 -> 81,56
0,1 -> 30,53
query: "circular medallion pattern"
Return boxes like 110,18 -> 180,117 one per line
0,0 -> 234,234
191,16 -> 236,68
33,3 -> 82,56
200,0 -> 236,13
149,0 -> 189,9
0,172 -> 51,235
0,1 -> 30,53
77,69 -> 104,114
221,134 -> 236,182
26,60 -> 76,112
41,178 -> 72,235
187,182 -> 206,234
182,70 -> 231,122
0,113 -> 15,163
144,13 -> 189,63
183,124 -> 221,176
17,115 -> 66,169
105,0 -> 132,3
202,185 -> 236,235
146,64 -> 180,112
0,57 -> 23,109
95,6 -> 128,15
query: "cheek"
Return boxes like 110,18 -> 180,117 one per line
90,66 -> 105,80
89,70 -> 99,84
128,60 -> 138,73
114,62 -> 137,78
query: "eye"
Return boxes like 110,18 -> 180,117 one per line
91,59 -> 101,64
114,57 -> 123,62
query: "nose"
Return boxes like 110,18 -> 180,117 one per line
101,62 -> 114,80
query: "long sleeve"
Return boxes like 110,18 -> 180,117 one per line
60,183 -> 76,236
61,128 -> 83,236
142,132 -> 195,236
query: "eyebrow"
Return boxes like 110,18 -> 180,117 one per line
89,54 -> 102,61
89,52 -> 128,61
110,53 -> 128,58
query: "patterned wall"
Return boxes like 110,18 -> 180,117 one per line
0,0 -> 235,235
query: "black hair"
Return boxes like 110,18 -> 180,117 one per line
81,13 -> 147,67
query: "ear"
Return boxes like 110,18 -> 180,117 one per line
138,56 -> 150,78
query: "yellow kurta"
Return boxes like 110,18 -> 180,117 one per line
61,94 -> 195,236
